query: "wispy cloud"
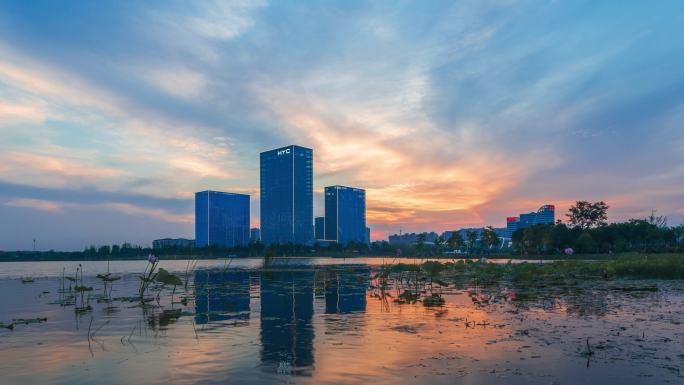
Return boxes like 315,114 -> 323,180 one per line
3,197 -> 192,224
4,198 -> 64,213
0,0 -> 683,249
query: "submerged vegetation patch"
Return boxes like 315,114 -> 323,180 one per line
367,254 -> 684,308
413,254 -> 684,284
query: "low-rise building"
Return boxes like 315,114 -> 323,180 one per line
152,238 -> 195,249
388,232 -> 439,245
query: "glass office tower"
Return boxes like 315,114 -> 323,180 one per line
324,185 -> 366,245
314,216 -> 325,240
534,204 -> 556,224
195,190 -> 250,248
260,145 -> 313,245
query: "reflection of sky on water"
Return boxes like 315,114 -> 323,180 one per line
0,263 -> 683,385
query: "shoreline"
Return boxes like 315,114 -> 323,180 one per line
0,252 -> 671,263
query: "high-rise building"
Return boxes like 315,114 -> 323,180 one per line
314,216 -> 325,240
260,145 -> 313,245
250,228 -> 261,242
535,204 -> 556,224
324,185 -> 366,245
507,204 -> 555,237
506,217 -> 520,239
195,191 -> 250,248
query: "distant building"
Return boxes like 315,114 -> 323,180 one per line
388,232 -> 439,245
314,216 -> 325,240
250,228 -> 261,242
535,204 -> 556,224
195,190 -> 250,248
366,227 -> 371,245
505,217 -> 520,239
442,228 -> 506,243
260,145 -> 313,245
324,185 -> 366,245
508,204 -> 555,237
441,230 -> 463,241
152,238 -> 194,249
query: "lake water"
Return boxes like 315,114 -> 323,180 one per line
0,257 -> 682,384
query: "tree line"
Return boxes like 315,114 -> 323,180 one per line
511,202 -> 684,254
2,201 -> 682,261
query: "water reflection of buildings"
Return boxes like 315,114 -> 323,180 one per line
260,270 -> 315,374
193,267 -> 369,375
259,267 -> 369,374
324,268 -> 368,314
194,270 -> 251,325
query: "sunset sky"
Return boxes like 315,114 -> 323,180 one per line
1,1 -> 683,250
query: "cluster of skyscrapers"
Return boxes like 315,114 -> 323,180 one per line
194,145 -> 368,248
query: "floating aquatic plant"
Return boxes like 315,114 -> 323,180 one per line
422,293 -> 445,307
156,268 -> 183,302
13,317 -> 47,325
184,259 -> 199,291
139,254 -> 160,301
72,264 -> 93,314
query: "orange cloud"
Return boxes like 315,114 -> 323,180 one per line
254,83 -> 556,234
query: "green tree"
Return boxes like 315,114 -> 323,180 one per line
466,231 -> 478,254
481,226 -> 500,252
674,223 -> 684,247
567,201 -> 609,229
511,229 -> 525,254
97,245 -> 111,256
575,231 -> 595,253
447,231 -> 465,251
550,223 -> 571,250
416,233 -> 426,247
434,236 -> 445,249
647,209 -> 667,228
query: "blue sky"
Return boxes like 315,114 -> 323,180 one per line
0,0 -> 683,250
